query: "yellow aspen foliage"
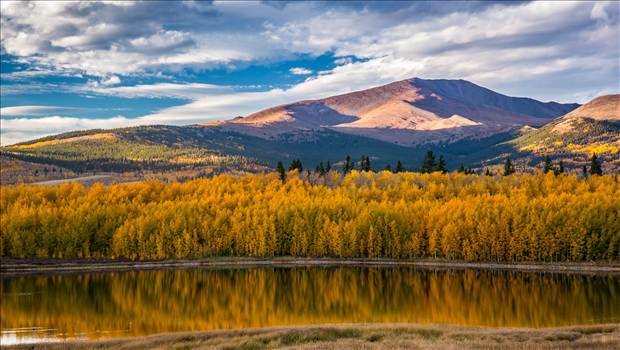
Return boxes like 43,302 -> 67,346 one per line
1,172 -> 619,261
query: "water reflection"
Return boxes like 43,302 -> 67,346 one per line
1,267 -> 619,343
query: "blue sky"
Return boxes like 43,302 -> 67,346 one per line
1,1 -> 618,145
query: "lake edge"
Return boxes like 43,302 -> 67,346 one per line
2,257 -> 620,276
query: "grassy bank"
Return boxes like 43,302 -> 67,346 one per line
5,324 -> 620,350
2,257 -> 620,276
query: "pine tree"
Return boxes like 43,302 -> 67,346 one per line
543,156 -> 553,174
421,151 -> 437,173
458,164 -> 465,173
437,155 -> 447,173
276,161 -> 286,182
590,153 -> 603,176
395,160 -> 403,173
582,165 -> 588,178
289,159 -> 303,172
343,155 -> 352,174
503,157 -> 515,176
325,161 -> 331,173
385,164 -> 392,172
360,155 -> 371,172
554,161 -> 564,176
316,162 -> 326,176
484,168 -> 492,176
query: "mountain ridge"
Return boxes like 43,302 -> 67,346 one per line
220,78 -> 579,146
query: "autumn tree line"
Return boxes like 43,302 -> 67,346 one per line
1,169 -> 619,261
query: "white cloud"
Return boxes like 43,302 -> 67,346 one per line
101,75 -> 121,86
87,82 -> 230,99
1,0 -> 618,144
289,67 -> 313,75
1,105 -> 79,116
1,115 -> 141,145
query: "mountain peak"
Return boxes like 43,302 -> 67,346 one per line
223,77 -> 579,146
562,94 -> 619,121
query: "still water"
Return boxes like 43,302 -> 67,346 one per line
1,267 -> 619,344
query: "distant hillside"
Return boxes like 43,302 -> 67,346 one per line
0,155 -> 76,185
4,80 -> 617,180
499,94 -> 620,172
221,78 -> 579,146
2,126 -> 256,174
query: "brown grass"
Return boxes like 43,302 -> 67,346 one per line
5,324 -> 620,350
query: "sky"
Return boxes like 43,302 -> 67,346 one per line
1,1 -> 619,145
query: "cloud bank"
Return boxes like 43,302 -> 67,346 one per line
1,1 -> 618,145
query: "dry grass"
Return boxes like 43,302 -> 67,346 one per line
10,133 -> 117,149
6,324 -> 620,350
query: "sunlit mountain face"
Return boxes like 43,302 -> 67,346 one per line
1,1 -> 618,146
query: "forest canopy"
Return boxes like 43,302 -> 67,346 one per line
1,171 -> 619,262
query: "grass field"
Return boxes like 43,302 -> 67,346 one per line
6,323 -> 619,350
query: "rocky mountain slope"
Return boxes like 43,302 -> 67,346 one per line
221,78 -> 579,146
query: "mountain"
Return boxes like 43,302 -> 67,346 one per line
506,94 -> 620,171
6,78 -> 617,180
219,78 -> 579,146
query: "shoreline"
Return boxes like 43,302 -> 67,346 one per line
4,323 -> 620,350
2,257 -> 619,276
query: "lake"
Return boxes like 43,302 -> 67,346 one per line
1,267 -> 619,345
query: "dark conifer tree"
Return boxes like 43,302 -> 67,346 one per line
395,160 -> 403,173
289,159 -> 303,172
554,161 -> 564,176
437,155 -> 447,173
385,163 -> 392,172
590,153 -> 603,176
484,168 -> 492,176
582,165 -> 588,178
543,156 -> 553,174
360,155 -> 371,171
458,164 -> 466,173
421,151 -> 437,173
276,161 -> 286,182
343,155 -> 352,174
325,161 -> 331,173
503,157 -> 515,176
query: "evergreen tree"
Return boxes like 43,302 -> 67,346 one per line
503,157 -> 515,176
385,164 -> 392,172
316,162 -> 326,176
554,161 -> 564,176
590,153 -> 603,176
276,161 -> 286,183
582,165 -> 588,178
421,151 -> 437,173
360,155 -> 371,172
325,161 -> 331,173
343,155 -> 352,174
484,168 -> 492,176
458,164 -> 466,173
395,160 -> 403,173
543,156 -> 553,174
289,159 -> 303,172
437,155 -> 447,173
